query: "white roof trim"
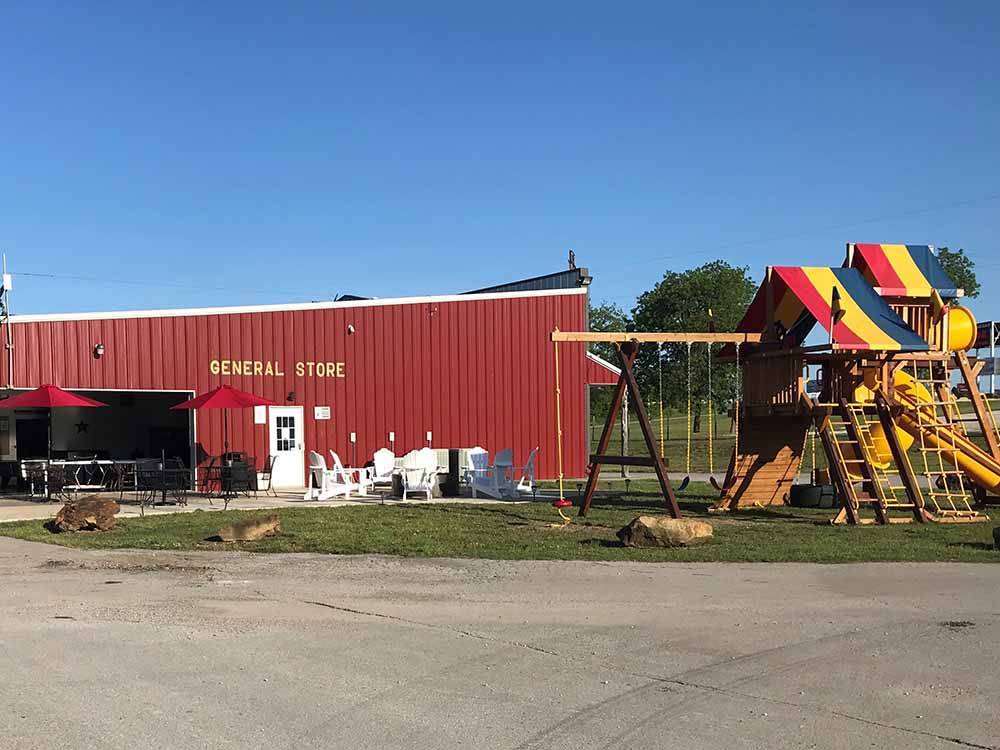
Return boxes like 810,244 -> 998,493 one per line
586,351 -> 621,375
11,286 -> 588,323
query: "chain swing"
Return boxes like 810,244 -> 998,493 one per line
720,341 -> 741,491
707,340 -> 723,491
677,341 -> 692,491
657,342 -> 665,459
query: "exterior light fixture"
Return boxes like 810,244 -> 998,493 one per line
347,324 -> 355,335
93,343 -> 105,359
286,391 -> 296,403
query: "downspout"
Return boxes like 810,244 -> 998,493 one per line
2,254 -> 12,390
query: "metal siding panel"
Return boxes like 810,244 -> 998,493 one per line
363,305 -> 376,458
372,305 -> 385,451
420,303 -> 432,446
7,290 -> 588,478
35,323 -> 50,387
392,305 -> 403,448
400,305 -> 412,449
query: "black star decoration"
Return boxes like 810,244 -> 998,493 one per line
75,421 -> 89,434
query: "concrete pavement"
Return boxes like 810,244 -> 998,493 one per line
0,537 -> 997,749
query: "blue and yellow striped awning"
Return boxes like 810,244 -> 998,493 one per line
849,243 -> 961,299
735,266 -> 929,351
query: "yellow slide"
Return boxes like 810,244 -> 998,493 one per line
889,378 -> 1000,495
858,305 -> 1000,495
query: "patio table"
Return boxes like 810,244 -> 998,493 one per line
22,459 -> 140,499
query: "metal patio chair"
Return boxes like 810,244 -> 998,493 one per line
258,454 -> 279,497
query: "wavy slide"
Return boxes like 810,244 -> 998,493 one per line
887,372 -> 1000,495
841,304 -> 1000,496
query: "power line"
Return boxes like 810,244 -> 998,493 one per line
10,270 -> 330,299
619,191 -> 1000,269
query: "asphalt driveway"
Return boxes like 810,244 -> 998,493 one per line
0,538 -> 997,749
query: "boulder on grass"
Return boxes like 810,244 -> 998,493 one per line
212,515 -> 281,543
52,497 -> 120,533
617,515 -> 713,548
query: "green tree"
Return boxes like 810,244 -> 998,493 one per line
587,301 -> 629,429
937,247 -> 980,303
631,261 -> 756,433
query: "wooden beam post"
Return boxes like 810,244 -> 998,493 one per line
764,267 -> 775,342
956,351 -> 1000,462
838,399 -> 888,525
874,391 -> 929,522
578,345 -> 630,517
551,331 -> 763,344
815,413 -> 860,525
619,341 -> 681,518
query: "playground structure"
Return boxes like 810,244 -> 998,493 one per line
551,330 -> 761,517
555,242 -> 998,524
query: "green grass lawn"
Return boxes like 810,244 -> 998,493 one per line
2,481 -> 996,562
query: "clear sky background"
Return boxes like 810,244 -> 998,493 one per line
2,2 -> 998,323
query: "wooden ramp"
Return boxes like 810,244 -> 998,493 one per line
712,415 -> 811,510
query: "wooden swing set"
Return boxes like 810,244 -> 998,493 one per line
551,329 -> 762,517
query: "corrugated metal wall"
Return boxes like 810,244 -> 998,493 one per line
4,291 -> 590,479
584,354 -> 620,385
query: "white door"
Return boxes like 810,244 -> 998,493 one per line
269,406 -> 304,488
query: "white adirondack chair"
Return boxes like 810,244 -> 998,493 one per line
401,450 -> 435,501
465,447 -> 490,498
516,447 -> 539,497
371,448 -> 395,489
304,451 -> 354,500
493,448 -> 516,497
329,450 -> 374,496
466,447 -> 516,499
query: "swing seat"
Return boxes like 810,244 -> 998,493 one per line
709,474 -> 738,492
552,498 -> 573,509
676,476 -> 690,491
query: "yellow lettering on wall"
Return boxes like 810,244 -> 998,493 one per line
209,358 -> 346,378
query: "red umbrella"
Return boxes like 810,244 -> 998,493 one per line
0,385 -> 108,498
0,384 -> 108,409
172,384 -> 275,455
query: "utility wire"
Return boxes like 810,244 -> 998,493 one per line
619,191 -> 1000,269
10,270 -> 330,299
9,191 -> 998,296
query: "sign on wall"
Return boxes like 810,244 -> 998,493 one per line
314,406 -> 331,421
209,359 -> 347,378
253,405 -> 267,425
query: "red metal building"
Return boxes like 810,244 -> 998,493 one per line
1,281 -> 618,486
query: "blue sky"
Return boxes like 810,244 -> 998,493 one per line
2,2 -> 998,322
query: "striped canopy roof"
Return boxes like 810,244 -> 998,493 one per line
848,243 -> 961,299
734,266 -> 929,352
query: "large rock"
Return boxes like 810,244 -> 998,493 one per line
617,515 -> 713,548
213,515 -> 281,542
52,497 -> 120,533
